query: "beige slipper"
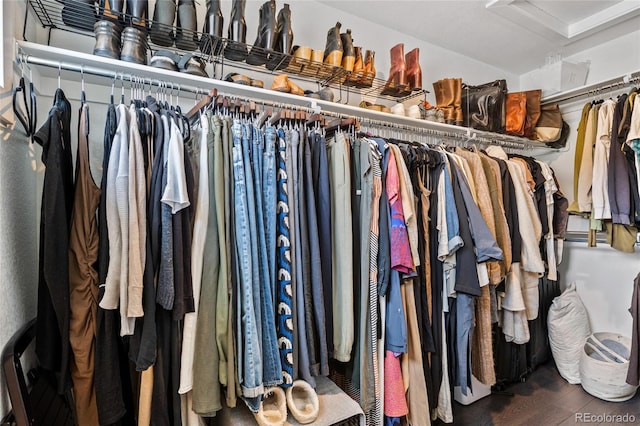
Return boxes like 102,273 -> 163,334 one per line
253,387 -> 287,426
285,380 -> 319,424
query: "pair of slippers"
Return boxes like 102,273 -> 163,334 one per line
150,51 -> 209,78
254,380 -> 319,426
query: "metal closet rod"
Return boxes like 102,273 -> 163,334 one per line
542,71 -> 640,105
19,53 -> 532,149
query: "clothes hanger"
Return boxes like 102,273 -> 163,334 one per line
12,60 -> 36,140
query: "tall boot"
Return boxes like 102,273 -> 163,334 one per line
200,0 -> 224,55
453,77 -> 463,125
340,29 -> 355,72
224,0 -> 248,61
63,0 -> 97,31
93,20 -> 122,59
126,0 -> 148,31
266,4 -> 294,71
405,48 -> 422,91
99,0 -> 124,23
175,0 -> 198,50
346,46 -> 363,84
438,78 -> 456,124
361,49 -> 375,87
323,22 -> 343,67
150,0 -> 176,47
247,0 -> 277,66
381,43 -> 408,96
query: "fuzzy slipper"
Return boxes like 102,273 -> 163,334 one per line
286,380 -> 319,424
253,387 -> 287,426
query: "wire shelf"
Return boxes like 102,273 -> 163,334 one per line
26,0 -> 429,102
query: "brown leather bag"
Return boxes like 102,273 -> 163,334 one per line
524,89 -> 542,139
535,103 -> 563,142
506,92 -> 527,136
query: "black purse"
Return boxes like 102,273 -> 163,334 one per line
461,79 -> 507,133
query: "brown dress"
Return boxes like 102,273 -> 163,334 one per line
68,103 -> 101,425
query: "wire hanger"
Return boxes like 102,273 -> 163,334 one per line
12,58 -> 37,141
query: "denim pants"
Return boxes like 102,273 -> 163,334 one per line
263,126 -> 278,306
276,128 -> 294,386
232,121 -> 263,409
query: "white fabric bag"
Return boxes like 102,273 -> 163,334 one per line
547,282 -> 591,384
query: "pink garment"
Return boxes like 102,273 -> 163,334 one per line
386,149 -> 414,274
383,350 -> 409,417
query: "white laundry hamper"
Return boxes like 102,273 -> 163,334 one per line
579,333 -> 638,402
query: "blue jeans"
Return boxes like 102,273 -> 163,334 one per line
231,120 -> 263,408
263,126 -> 278,304
249,124 -> 282,387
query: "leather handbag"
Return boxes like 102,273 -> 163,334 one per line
535,103 -> 563,142
506,92 -> 527,136
461,79 -> 507,133
524,89 -> 542,139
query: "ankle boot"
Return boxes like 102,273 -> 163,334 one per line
346,46 -> 363,83
323,22 -> 343,67
452,77 -> 463,125
247,0 -> 277,66
63,0 -> 97,32
93,20 -> 121,59
225,0 -> 248,61
200,0 -> 223,55
126,0 -> 148,30
121,26 -> 147,64
175,0 -> 198,50
381,43 -> 408,96
361,49 -> 375,87
340,29 -> 355,72
266,4 -> 293,71
405,48 -> 422,91
99,0 -> 124,23
150,0 -> 176,47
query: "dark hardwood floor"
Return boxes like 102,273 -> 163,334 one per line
446,362 -> 640,425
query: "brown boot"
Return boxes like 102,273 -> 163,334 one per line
405,48 -> 422,91
433,79 -> 455,124
271,74 -> 290,92
452,78 -> 463,125
288,79 -> 304,95
381,43 -> 408,96
347,46 -> 363,84
361,49 -> 375,87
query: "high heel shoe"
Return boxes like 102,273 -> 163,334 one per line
405,48 -> 422,91
225,0 -> 248,61
381,43 -> 408,96
266,3 -> 294,71
200,0 -> 224,55
247,0 -> 277,66
323,22 -> 343,67
340,29 -> 355,72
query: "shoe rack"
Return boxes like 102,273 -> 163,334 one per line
25,0 -> 427,103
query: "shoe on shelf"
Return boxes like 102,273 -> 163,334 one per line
150,0 -> 176,47
120,26 -> 148,64
266,3 -> 294,71
382,43 -> 409,96
323,22 -> 343,67
175,0 -> 199,50
247,0 -> 277,66
405,48 -> 422,91
360,49 -> 375,87
340,29 -> 355,72
391,103 -> 406,116
93,20 -> 122,59
271,74 -> 291,92
200,0 -> 224,55
225,0 -> 248,61
304,87 -> 334,102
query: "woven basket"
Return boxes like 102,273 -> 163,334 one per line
579,333 -> 638,402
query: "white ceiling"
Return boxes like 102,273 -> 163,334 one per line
317,0 -> 640,74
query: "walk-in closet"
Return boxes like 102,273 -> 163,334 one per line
1,1 -> 639,425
